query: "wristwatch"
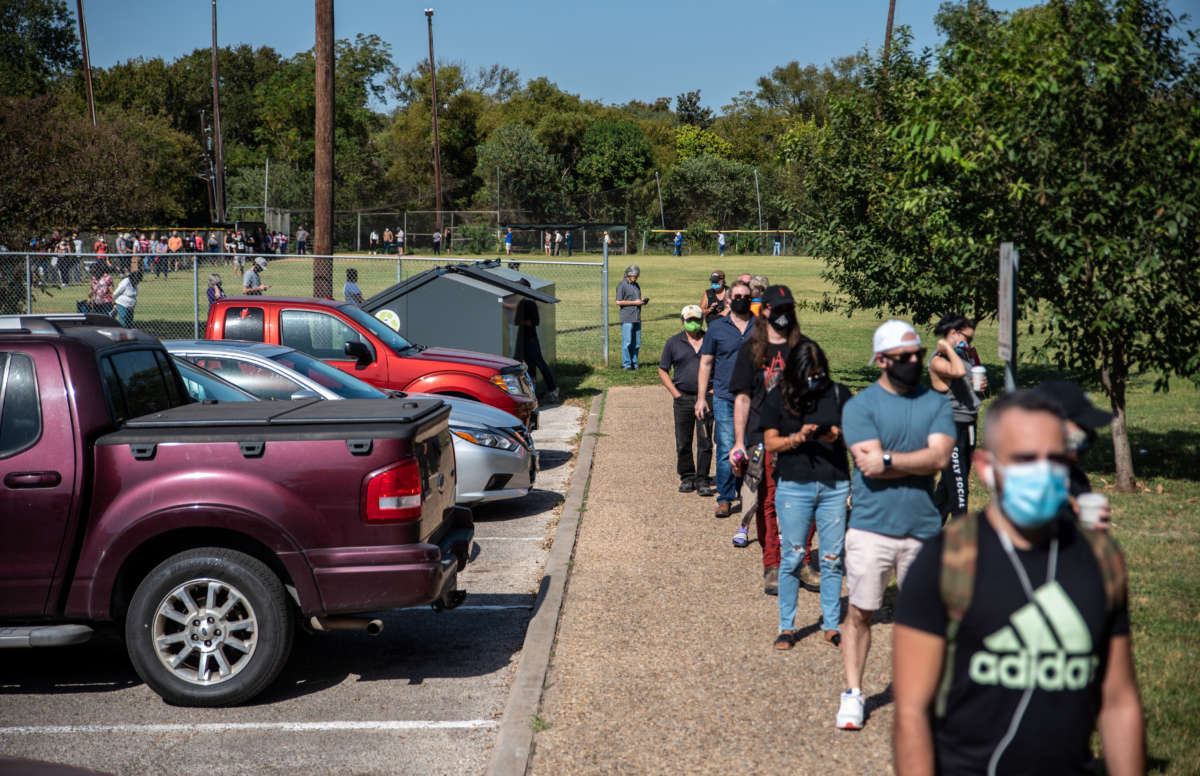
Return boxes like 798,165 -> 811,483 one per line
882,452 -> 893,469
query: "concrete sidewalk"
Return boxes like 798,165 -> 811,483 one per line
530,386 -> 898,775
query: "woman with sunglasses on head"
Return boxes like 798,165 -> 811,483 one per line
761,340 -> 852,650
928,313 -> 985,520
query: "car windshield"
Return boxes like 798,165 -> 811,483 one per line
341,304 -> 416,353
269,349 -> 388,399
174,358 -> 255,403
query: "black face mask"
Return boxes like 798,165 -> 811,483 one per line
886,359 -> 923,388
769,309 -> 796,332
729,298 -> 751,315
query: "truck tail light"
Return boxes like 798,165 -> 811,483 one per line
362,459 -> 423,523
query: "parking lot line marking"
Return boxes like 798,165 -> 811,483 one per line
474,537 -> 544,541
0,720 -> 498,735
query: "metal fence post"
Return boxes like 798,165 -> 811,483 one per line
25,255 -> 32,313
356,211 -> 361,253
601,241 -> 609,367
192,255 -> 200,338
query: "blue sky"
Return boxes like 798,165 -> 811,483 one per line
78,0 -> 1196,111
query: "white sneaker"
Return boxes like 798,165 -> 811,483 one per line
836,690 -> 864,730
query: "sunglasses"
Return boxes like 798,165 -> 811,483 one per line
883,349 -> 926,363
730,293 -> 750,300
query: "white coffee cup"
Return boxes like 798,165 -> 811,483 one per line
970,365 -> 987,392
1077,492 -> 1108,528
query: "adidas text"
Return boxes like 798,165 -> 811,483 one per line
969,650 -> 1100,691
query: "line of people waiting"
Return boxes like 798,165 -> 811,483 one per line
656,267 -> 1141,772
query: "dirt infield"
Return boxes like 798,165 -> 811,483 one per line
530,386 -> 898,775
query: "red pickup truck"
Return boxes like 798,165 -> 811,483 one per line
0,314 -> 472,707
205,297 -> 538,426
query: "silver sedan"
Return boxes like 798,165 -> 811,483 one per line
164,340 -> 536,505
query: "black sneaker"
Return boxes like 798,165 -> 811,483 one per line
679,478 -> 697,493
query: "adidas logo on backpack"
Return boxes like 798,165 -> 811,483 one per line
967,580 -> 1100,691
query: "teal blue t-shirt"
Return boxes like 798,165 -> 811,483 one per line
841,382 -> 955,539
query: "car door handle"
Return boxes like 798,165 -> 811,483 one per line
4,471 -> 62,488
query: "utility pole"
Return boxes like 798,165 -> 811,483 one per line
263,156 -> 270,223
655,171 -> 665,228
882,0 -> 897,75
313,0 -> 334,296
426,9 -> 443,235
200,110 -> 216,222
75,0 -> 96,127
210,0 -> 226,223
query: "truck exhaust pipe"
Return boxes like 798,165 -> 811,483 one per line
308,616 -> 384,635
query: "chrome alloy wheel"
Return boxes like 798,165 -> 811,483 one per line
151,577 -> 259,685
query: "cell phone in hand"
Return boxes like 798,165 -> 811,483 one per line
642,297 -> 650,304
813,424 -> 832,437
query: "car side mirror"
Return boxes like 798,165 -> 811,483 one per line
344,340 -> 373,367
290,389 -> 321,400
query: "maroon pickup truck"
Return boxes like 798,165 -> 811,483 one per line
0,314 -> 472,706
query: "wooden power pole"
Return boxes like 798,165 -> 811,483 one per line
426,9 -> 443,234
882,0 -> 897,75
210,0 -> 226,223
75,0 -> 96,127
313,0 -> 334,297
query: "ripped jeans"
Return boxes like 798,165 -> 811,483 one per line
775,478 -> 849,633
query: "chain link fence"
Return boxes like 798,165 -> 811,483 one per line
3,251 -> 611,366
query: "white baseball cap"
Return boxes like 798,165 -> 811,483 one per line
681,304 -> 703,321
871,319 -> 922,362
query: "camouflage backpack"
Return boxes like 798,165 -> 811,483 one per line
934,510 -> 1127,717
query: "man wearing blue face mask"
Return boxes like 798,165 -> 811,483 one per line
892,390 -> 1143,776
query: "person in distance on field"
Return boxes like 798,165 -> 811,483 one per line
615,265 -> 647,369
893,389 -> 1143,776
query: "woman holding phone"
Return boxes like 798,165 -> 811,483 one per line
760,340 -> 852,650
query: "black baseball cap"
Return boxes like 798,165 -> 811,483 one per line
1035,380 -> 1114,429
763,284 -> 796,307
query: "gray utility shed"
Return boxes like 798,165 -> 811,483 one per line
361,260 -> 560,363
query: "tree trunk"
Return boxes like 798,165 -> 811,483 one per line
1101,337 -> 1136,492
312,0 -> 334,299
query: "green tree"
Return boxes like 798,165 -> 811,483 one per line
788,1 -> 1200,490
674,89 -> 713,127
675,123 -> 733,161
0,96 -> 196,243
475,123 -> 562,220
577,119 -> 653,221
0,0 -> 79,96
662,155 -> 758,227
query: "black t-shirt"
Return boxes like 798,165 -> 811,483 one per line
728,333 -> 808,445
515,298 -> 539,328
658,330 -> 708,395
895,515 -> 1130,776
758,383 -> 851,483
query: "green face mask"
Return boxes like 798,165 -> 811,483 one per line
683,320 -> 703,333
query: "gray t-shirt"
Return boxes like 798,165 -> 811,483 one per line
243,268 -> 262,294
929,352 -> 982,423
841,382 -> 956,539
617,278 -> 641,324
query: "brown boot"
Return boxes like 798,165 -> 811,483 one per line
764,566 -> 779,596
715,501 -> 731,518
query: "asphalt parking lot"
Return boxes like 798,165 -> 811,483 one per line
0,402 -> 585,776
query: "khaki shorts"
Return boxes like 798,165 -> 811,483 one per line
844,527 -> 926,612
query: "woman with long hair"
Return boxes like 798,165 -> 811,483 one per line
928,313 -> 984,519
761,339 -> 852,649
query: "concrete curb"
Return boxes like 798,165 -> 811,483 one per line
486,393 -> 603,776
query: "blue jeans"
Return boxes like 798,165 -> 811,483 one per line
115,304 -> 134,327
775,478 -> 849,633
620,321 -> 641,368
772,241 -> 782,256
713,397 -> 740,502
